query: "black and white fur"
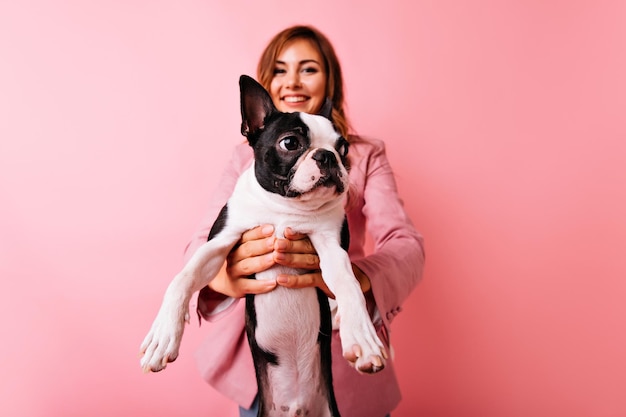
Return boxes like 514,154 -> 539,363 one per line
140,75 -> 386,417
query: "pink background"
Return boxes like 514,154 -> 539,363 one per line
1,1 -> 625,416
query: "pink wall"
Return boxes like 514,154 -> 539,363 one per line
1,1 -> 625,416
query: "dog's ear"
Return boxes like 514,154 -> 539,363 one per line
239,75 -> 276,143
318,97 -> 333,121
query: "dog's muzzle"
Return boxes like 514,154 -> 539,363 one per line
313,149 -> 346,193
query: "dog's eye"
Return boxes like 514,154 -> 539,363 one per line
336,138 -> 349,158
279,136 -> 301,151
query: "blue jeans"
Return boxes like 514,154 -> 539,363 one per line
239,397 -> 390,417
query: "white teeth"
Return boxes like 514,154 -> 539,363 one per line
284,96 -> 307,103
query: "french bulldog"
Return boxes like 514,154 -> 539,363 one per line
140,75 -> 386,417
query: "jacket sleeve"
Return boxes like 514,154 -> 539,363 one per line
351,140 -> 425,331
184,143 -> 253,321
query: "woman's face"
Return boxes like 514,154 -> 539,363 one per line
270,38 -> 327,115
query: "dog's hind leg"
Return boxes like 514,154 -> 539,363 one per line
247,286 -> 340,417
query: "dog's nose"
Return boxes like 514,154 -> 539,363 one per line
312,149 -> 336,168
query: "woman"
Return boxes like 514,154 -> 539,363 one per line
185,25 -> 425,417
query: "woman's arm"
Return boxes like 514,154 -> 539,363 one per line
350,139 -> 425,330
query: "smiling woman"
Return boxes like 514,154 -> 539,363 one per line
188,25 -> 425,417
257,25 -> 350,139
269,38 -> 327,114
3,1 -> 622,416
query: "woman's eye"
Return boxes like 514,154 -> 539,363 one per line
302,66 -> 318,74
279,136 -> 300,151
273,67 -> 286,75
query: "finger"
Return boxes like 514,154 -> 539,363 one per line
237,278 -> 277,296
274,237 -> 316,255
244,224 -> 274,241
276,272 -> 335,298
229,235 -> 275,264
228,252 -> 275,278
273,251 -> 319,270
276,272 -> 317,288
241,224 -> 275,243
284,227 -> 307,240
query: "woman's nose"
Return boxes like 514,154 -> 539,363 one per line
286,72 -> 301,88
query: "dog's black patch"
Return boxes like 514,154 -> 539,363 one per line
196,204 -> 230,323
316,288 -> 341,417
245,293 -> 279,417
335,136 -> 350,168
245,293 -> 279,365
340,217 -> 350,252
255,113 -> 312,197
207,204 -> 229,241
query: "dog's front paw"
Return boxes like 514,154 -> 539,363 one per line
338,309 -> 387,374
344,343 -> 386,374
139,306 -> 188,373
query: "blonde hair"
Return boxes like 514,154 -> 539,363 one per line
256,25 -> 352,139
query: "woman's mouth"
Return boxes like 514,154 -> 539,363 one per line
282,95 -> 308,103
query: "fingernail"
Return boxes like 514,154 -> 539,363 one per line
262,225 -> 274,235
277,275 -> 289,284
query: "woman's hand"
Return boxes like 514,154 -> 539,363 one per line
274,228 -> 372,298
208,225 -> 371,299
273,227 -> 331,296
207,225 -> 278,298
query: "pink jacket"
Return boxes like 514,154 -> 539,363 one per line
185,138 -> 425,416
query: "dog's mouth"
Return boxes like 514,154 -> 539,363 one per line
318,171 -> 345,192
284,175 -> 344,198
284,149 -> 347,198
